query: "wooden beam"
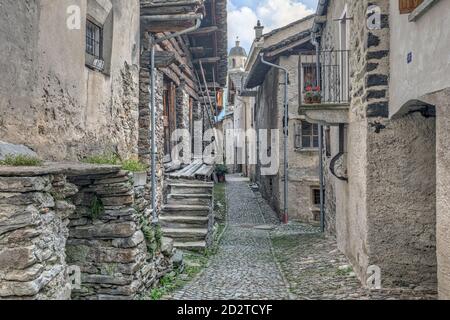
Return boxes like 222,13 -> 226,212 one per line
140,51 -> 176,68
140,19 -> 197,33
193,57 -> 221,64
190,47 -> 205,55
189,26 -> 219,36
265,36 -> 312,58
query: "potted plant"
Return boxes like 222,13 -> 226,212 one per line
312,86 -> 322,103
304,86 -> 314,104
215,164 -> 229,183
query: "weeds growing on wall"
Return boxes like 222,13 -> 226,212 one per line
83,153 -> 148,172
140,217 -> 163,257
0,154 -> 43,167
89,195 -> 104,220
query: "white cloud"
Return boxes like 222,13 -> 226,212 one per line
228,5 -> 258,53
228,0 -> 315,52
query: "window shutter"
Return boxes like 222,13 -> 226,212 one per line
399,0 -> 424,14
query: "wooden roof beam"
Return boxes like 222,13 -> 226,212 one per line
193,57 -> 221,64
189,26 -> 219,36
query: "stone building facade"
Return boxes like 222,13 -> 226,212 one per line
0,0 -> 141,161
0,0 -> 228,300
245,16 -> 321,223
221,39 -> 256,175
302,0 -> 450,297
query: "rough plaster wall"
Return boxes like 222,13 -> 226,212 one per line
319,0 -> 348,238
366,113 -> 437,288
423,89 -> 450,299
283,56 -> 320,223
256,67 -> 281,216
389,0 -> 450,115
255,55 -> 320,222
0,0 -> 140,161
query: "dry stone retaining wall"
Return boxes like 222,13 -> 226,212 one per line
0,164 -> 173,300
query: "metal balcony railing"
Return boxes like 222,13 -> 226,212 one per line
300,50 -> 350,105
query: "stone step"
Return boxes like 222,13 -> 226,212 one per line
162,228 -> 208,242
173,241 -> 207,251
167,193 -> 212,206
159,215 -> 209,228
169,183 -> 213,195
161,204 -> 210,217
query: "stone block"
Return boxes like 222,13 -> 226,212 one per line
101,195 -> 134,206
87,247 -> 142,264
0,176 -> 51,193
4,264 -> 44,282
161,237 -> 174,257
81,274 -> 133,286
70,222 -> 137,239
0,246 -> 37,270
0,265 -> 65,298
0,192 -> 54,208
0,205 -> 40,236
0,141 -> 38,161
112,231 -> 145,249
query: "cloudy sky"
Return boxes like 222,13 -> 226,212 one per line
228,0 -> 318,53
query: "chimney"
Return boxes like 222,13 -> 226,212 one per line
254,20 -> 264,40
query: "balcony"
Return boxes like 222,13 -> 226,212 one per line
298,50 -> 350,125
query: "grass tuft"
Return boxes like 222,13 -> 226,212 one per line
82,153 -> 121,166
121,159 -> 148,172
0,154 -> 43,167
83,153 -> 148,172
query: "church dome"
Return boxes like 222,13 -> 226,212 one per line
229,39 -> 247,57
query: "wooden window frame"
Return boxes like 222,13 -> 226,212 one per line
295,121 -> 319,150
86,19 -> 103,59
311,188 -> 321,207
399,0 -> 424,14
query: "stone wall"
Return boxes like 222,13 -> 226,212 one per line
0,0 -> 140,161
255,67 -> 281,215
176,84 -> 191,131
0,164 -> 173,300
422,88 -> 450,299
320,0 -> 438,289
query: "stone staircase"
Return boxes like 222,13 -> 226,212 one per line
160,180 -> 214,251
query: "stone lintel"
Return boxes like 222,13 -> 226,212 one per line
299,103 -> 350,126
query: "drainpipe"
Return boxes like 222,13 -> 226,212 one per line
148,17 -> 203,224
311,32 -> 326,233
260,53 -> 290,225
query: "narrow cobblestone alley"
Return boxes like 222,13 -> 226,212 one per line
173,176 -> 291,300
173,175 -> 438,300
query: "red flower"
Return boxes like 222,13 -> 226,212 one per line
314,86 -> 321,92
306,86 -> 313,92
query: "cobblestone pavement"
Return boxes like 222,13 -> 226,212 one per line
271,224 -> 437,300
173,175 -> 437,300
173,175 -> 290,300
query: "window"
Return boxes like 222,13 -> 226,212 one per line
303,64 -> 318,89
325,126 -> 331,157
295,121 -> 319,149
86,19 -> 103,59
399,0 -> 424,14
312,188 -> 321,206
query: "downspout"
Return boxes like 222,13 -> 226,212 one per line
311,32 -> 325,233
148,17 -> 203,224
260,53 -> 290,225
